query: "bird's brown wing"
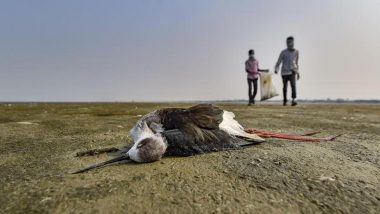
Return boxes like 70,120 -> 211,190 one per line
162,129 -> 238,156
159,104 -> 260,156
162,129 -> 261,156
186,104 -> 224,129
159,104 -> 224,142
159,104 -> 223,129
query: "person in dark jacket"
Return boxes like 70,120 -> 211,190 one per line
275,36 -> 300,106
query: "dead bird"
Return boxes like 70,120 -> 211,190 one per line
72,104 -> 340,174
72,104 -> 264,173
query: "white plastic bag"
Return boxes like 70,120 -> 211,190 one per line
260,72 -> 279,101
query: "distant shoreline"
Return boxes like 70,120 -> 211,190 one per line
1,99 -> 379,104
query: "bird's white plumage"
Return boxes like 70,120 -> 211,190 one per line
128,121 -> 167,162
219,111 -> 244,135
128,122 -> 154,162
128,142 -> 143,162
219,110 -> 264,142
129,110 -> 161,142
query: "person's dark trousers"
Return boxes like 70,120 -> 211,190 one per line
282,74 -> 296,103
247,78 -> 258,104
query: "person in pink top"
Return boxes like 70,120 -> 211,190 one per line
245,49 -> 267,105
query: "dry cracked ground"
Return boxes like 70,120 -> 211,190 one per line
0,103 -> 379,214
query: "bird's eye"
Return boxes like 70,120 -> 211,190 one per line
137,140 -> 148,148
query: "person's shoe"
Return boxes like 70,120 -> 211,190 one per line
291,100 -> 298,106
248,103 -> 251,106
283,101 -> 287,106
251,100 -> 255,105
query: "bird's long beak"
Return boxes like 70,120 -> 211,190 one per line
71,153 -> 130,174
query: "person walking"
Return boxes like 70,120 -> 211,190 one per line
245,49 -> 267,106
275,36 -> 300,106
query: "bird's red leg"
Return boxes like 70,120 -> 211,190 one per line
245,128 -> 341,142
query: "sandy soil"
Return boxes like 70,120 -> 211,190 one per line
0,103 -> 379,214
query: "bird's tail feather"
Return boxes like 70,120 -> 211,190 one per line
219,110 -> 265,143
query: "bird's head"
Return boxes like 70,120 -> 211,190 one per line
128,136 -> 167,163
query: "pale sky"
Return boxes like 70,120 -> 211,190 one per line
1,0 -> 379,102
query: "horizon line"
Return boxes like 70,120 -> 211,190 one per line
1,98 -> 380,104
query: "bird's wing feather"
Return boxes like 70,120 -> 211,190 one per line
186,104 -> 224,129
160,104 -> 223,129
160,104 -> 261,156
160,104 -> 224,142
162,129 -> 245,156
